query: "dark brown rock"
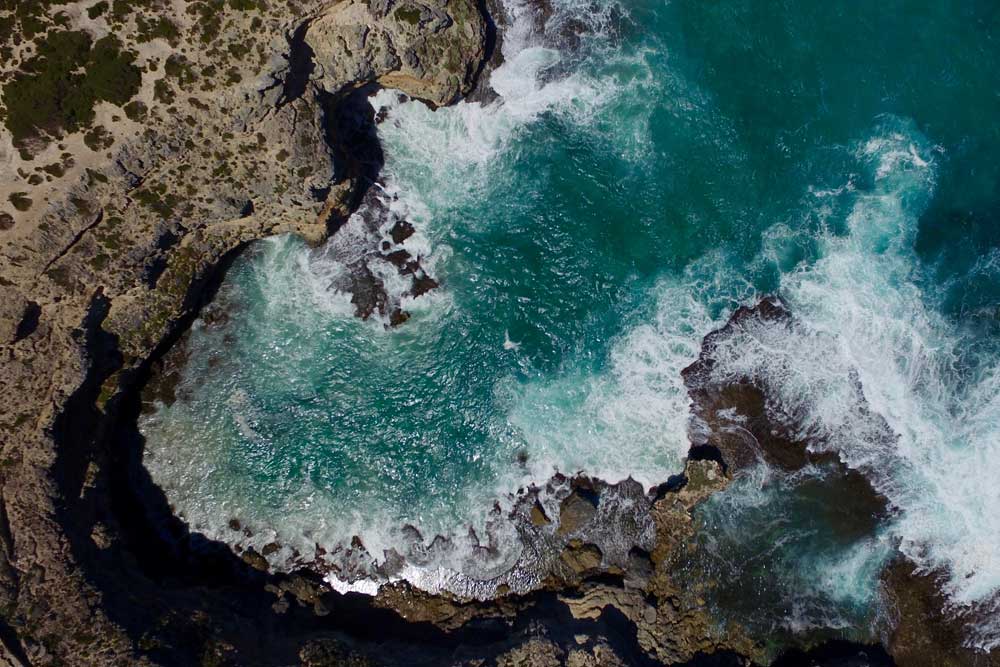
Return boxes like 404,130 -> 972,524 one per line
557,490 -> 598,536
883,559 -> 1000,667
530,501 -> 551,526
389,220 -> 416,244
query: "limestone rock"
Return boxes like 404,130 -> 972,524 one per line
495,639 -> 564,667
0,0 -> 489,663
306,0 -> 487,106
559,540 -> 603,575
298,638 -> 374,666
530,501 -> 552,526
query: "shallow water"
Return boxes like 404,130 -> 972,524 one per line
141,0 -> 1000,650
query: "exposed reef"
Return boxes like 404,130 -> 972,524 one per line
681,297 -> 1000,667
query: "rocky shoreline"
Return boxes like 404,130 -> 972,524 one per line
0,1 -> 995,665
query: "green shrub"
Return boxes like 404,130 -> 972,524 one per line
154,79 -> 175,104
9,193 -> 32,212
137,15 -> 180,43
41,162 -> 66,178
394,6 -> 421,25
87,1 -> 109,19
123,100 -> 147,121
134,187 -> 181,219
84,125 -> 114,151
2,31 -> 140,145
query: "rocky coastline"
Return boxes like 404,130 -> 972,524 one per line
0,1 -> 994,666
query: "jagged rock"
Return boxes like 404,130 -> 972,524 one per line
560,582 -> 650,623
495,639 -> 564,667
557,489 -> 598,536
306,0 -> 487,106
372,580 -> 530,630
298,638 -> 374,667
559,540 -> 603,575
243,548 -> 270,571
682,296 -> 897,482
530,501 -> 552,526
566,644 -> 627,667
0,1 -> 490,664
0,290 -> 30,344
883,559 -> 1000,667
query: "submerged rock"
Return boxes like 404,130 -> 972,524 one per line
317,182 -> 440,325
683,296 -> 891,501
883,559 -> 1000,667
679,297 -> 1000,663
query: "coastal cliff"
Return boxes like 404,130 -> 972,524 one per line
0,1 -> 491,663
0,2 -> 990,666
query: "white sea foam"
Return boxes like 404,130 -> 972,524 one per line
700,117 -> 1000,649
507,255 -> 751,489
200,0 -> 657,572
143,0 -> 1000,639
369,0 -> 651,216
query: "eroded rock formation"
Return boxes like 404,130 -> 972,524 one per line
306,0 -> 486,107
0,1 -> 985,666
0,0 -> 488,664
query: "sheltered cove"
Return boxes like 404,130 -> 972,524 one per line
0,1 -> 997,665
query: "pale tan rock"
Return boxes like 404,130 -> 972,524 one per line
0,0 -> 489,663
306,0 -> 486,106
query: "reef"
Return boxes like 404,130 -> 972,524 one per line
681,297 -> 1000,667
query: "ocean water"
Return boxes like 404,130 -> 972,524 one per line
140,0 -> 1000,650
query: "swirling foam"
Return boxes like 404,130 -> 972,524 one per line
701,117 -> 1000,648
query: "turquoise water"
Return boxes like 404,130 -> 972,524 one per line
683,463 -> 894,644
141,0 -> 1000,649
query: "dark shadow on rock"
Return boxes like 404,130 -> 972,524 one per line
771,639 -> 895,667
51,291 -> 120,508
278,20 -> 317,108
322,84 -> 385,207
12,300 -> 41,343
0,614 -> 30,667
687,444 -> 727,474
466,0 -> 505,104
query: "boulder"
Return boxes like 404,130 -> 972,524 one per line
306,0 -> 487,106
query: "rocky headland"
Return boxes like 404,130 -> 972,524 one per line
0,1 -> 993,666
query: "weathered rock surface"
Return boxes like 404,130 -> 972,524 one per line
0,2 -> 973,666
682,297 -> 997,666
363,461 -> 759,664
0,0 -> 489,664
883,559 -> 1000,667
306,0 -> 486,107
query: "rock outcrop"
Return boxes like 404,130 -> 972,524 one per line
306,0 -> 486,106
363,461 -> 759,664
882,559 -> 1000,667
682,297 -> 998,666
0,0 -> 488,664
0,2 -> 976,666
